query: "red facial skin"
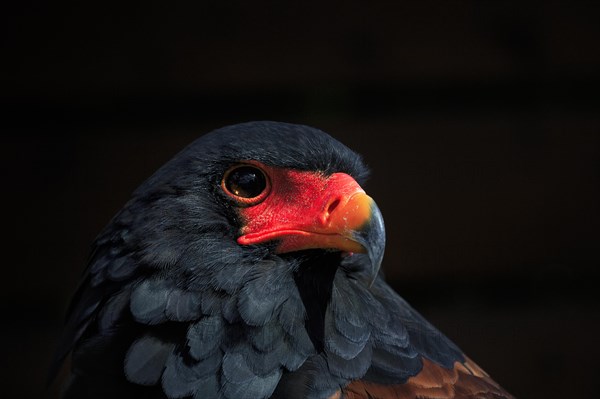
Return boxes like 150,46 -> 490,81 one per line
224,162 -> 374,255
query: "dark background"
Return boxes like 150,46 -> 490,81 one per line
2,1 -> 599,398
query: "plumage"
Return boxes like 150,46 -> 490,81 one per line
52,121 -> 514,398
344,358 -> 509,399
125,336 -> 174,385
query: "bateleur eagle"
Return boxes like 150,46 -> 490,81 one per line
52,121 -> 514,399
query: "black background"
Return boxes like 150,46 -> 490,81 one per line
3,1 -> 599,398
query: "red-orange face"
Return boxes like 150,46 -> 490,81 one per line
221,161 -> 385,273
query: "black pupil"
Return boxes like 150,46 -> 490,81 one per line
226,166 -> 266,198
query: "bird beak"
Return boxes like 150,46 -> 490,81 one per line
349,198 -> 386,282
237,172 -> 386,280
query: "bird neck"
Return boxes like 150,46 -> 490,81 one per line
291,250 -> 341,352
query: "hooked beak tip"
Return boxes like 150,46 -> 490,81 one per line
351,199 -> 386,284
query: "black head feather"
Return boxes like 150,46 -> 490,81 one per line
134,121 -> 369,207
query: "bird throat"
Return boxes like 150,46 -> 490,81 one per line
291,250 -> 341,352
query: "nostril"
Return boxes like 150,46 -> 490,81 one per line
327,198 -> 340,215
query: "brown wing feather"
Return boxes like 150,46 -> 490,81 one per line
342,357 -> 514,399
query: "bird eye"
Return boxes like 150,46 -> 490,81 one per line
222,165 -> 270,204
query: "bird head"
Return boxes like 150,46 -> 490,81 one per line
131,121 -> 385,282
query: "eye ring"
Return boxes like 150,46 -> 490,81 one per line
221,164 -> 271,206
